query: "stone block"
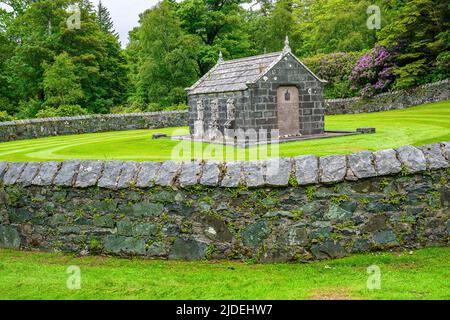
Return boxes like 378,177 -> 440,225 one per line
319,155 -> 346,183
311,240 -> 346,259
179,161 -> 202,187
373,230 -> 398,245
419,144 -> 448,170
136,162 -> 161,188
396,146 -> 426,173
0,225 -> 21,249
241,221 -> 270,248
221,161 -> 243,187
155,161 -> 181,187
3,162 -> 27,185
0,162 -> 8,180
54,160 -> 81,186
75,161 -> 104,188
98,161 -> 123,189
104,235 -> 146,255
200,161 -> 221,186
265,158 -> 291,186
347,151 -> 377,179
243,161 -> 265,187
32,162 -> 60,186
117,161 -> 139,188
374,149 -> 402,176
168,238 -> 208,260
293,155 -> 319,185
442,142 -> 450,160
16,162 -> 41,186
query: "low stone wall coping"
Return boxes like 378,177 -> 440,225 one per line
1,142 -> 449,189
0,110 -> 188,127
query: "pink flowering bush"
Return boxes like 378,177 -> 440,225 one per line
349,46 -> 394,97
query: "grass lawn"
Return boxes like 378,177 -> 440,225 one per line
0,100 -> 449,162
0,247 -> 448,300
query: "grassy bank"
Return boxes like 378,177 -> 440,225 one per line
0,247 -> 448,300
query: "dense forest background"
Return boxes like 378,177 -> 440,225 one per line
0,0 -> 448,120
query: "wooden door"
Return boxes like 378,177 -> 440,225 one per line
277,86 -> 300,137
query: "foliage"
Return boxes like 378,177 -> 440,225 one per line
0,0 -> 127,117
110,103 -> 188,114
96,0 -> 118,38
303,52 -> 363,98
379,0 -> 450,89
349,46 -> 393,97
126,0 -> 200,107
43,52 -> 84,107
248,0 -> 298,54
292,0 -> 389,57
35,105 -> 89,118
0,110 -> 14,122
176,0 -> 253,73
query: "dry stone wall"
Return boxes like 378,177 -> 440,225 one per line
325,79 -> 450,115
1,142 -> 449,261
0,111 -> 189,142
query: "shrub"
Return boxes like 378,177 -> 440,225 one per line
0,111 -> 14,122
111,103 -> 188,114
303,51 -> 363,99
15,99 -> 43,119
349,46 -> 394,97
35,105 -> 89,118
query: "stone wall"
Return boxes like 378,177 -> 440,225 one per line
1,142 -> 449,261
0,111 -> 189,142
325,79 -> 450,115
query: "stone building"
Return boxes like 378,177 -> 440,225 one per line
186,37 -> 327,140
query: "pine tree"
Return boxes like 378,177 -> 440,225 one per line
97,1 -> 118,38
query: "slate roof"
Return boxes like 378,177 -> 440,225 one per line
187,50 -> 325,95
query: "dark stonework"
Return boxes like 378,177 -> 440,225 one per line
0,111 -> 189,142
1,169 -> 448,262
0,141 -> 449,262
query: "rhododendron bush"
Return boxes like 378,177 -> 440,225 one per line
349,46 -> 393,97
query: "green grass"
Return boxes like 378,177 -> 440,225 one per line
0,247 -> 448,300
0,101 -> 449,162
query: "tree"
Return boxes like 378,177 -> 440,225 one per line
2,0 -> 127,116
131,0 -> 200,107
379,0 -> 450,89
292,0 -> 386,57
177,0 -> 253,74
97,0 -> 118,38
264,0 -> 296,52
43,52 -> 84,106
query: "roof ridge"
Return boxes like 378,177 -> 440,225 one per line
187,50 -> 326,95
220,51 -> 281,65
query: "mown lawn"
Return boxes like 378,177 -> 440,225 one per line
0,247 -> 449,300
0,100 -> 449,162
